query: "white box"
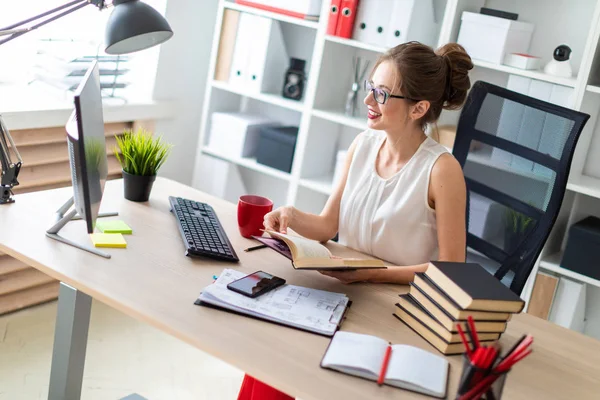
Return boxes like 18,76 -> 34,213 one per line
208,112 -> 279,158
457,12 -> 534,64
504,53 -> 542,70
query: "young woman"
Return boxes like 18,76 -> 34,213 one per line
238,41 -> 473,400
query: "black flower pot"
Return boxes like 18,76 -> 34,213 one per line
122,170 -> 156,202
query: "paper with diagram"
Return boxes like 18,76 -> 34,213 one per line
195,269 -> 351,336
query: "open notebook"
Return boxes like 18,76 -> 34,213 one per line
321,331 -> 449,398
195,269 -> 350,337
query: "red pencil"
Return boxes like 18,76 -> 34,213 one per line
378,345 -> 392,385
457,323 -> 473,358
467,316 -> 481,349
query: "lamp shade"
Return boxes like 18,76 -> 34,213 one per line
104,0 -> 173,55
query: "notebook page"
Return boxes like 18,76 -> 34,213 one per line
321,331 -> 389,378
386,345 -> 448,397
199,269 -> 348,336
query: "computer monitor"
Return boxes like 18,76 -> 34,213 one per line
46,60 -> 117,258
66,60 -> 108,233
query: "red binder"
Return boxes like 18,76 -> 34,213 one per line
335,0 -> 359,38
326,0 -> 342,36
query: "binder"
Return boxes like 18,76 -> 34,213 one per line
229,12 -> 255,87
235,0 -> 322,21
351,0 -> 386,46
512,79 -> 552,172
491,75 -> 530,167
335,0 -> 359,39
326,0 -> 342,36
534,84 -> 574,181
214,9 -> 241,81
229,13 -> 288,93
385,0 -> 437,48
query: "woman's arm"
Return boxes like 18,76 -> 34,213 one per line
429,153 -> 467,263
321,153 -> 467,284
264,134 -> 361,242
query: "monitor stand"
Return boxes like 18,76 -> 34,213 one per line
46,197 -> 118,259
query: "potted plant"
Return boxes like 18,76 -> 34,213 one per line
115,127 -> 172,202
504,208 -> 536,253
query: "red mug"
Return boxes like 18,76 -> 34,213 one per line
237,195 -> 273,238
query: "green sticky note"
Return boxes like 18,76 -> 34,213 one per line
96,220 -> 133,234
90,233 -> 127,248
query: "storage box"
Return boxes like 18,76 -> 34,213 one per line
457,12 -> 534,64
561,216 -> 600,280
504,53 -> 542,70
256,126 -> 299,173
208,112 -> 279,159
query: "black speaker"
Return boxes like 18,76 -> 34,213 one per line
282,58 -> 306,101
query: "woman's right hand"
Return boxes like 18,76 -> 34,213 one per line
264,206 -> 295,234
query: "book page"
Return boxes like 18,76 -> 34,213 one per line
386,345 -> 448,397
267,230 -> 332,260
199,269 -> 349,336
321,331 -> 388,378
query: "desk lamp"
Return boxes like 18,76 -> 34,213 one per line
0,0 -> 173,204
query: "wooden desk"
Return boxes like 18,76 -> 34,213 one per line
1,178 -> 599,400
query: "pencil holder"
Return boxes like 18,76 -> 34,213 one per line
456,355 -> 509,400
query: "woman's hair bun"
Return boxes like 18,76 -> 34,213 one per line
435,43 -> 474,110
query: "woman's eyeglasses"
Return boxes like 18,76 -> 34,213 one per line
364,80 -> 419,104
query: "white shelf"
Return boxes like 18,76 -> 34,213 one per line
540,253 -> 600,289
299,174 -> 334,195
211,80 -> 305,112
472,60 -> 578,88
223,1 -> 319,29
201,146 -> 291,181
324,35 -> 387,54
311,108 -> 368,130
586,85 -> 600,94
567,175 -> 600,199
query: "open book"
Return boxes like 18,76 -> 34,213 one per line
253,230 -> 386,270
321,331 -> 449,398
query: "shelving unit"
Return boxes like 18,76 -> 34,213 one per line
193,0 -> 600,340
540,253 -> 600,289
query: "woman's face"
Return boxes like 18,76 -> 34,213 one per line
363,60 -> 413,131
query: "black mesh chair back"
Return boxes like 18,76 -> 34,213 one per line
452,81 -> 589,295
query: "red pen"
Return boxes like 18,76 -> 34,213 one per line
377,345 -> 392,385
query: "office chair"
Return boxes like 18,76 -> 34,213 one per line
452,81 -> 589,295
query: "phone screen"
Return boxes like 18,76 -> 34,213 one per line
227,271 -> 286,298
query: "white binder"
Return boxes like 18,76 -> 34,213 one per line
229,12 -> 255,87
229,13 -> 288,93
352,0 -> 387,47
385,0 -> 437,48
247,16 -> 288,93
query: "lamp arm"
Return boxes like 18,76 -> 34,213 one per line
0,116 -> 22,204
0,0 -> 107,47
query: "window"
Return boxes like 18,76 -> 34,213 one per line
0,0 -> 168,102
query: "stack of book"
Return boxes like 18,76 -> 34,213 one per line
394,261 -> 525,355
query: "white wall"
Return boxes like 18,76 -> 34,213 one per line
152,0 -> 219,185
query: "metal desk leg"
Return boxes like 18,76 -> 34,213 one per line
48,282 -> 92,400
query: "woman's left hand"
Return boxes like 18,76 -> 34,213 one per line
318,269 -> 380,284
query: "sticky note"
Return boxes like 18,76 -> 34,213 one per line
90,233 -> 127,248
96,220 -> 132,234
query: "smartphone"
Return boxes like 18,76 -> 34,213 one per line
227,271 -> 286,298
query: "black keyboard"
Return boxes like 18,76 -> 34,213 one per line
169,196 -> 239,262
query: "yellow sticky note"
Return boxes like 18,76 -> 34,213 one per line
90,233 -> 127,248
96,220 -> 133,234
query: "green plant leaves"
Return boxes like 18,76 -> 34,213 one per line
114,127 -> 173,176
